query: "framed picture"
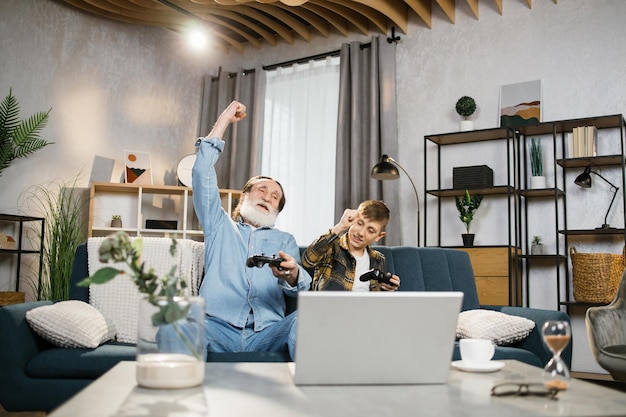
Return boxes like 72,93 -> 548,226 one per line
124,150 -> 152,184
499,80 -> 542,128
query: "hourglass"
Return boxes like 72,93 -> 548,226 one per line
541,320 -> 571,391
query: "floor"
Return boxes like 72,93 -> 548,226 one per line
0,404 -> 45,417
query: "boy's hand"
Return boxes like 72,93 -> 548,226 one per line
381,274 -> 401,291
332,209 -> 359,235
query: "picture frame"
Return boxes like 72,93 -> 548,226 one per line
499,80 -> 542,128
124,150 -> 153,184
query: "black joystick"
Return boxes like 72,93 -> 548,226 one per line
359,269 -> 393,285
246,254 -> 285,270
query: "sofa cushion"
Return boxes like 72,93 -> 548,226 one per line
25,300 -> 116,348
456,309 -> 535,345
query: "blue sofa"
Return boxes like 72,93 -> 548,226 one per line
0,243 -> 571,412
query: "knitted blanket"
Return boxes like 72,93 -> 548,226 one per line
87,236 -> 205,344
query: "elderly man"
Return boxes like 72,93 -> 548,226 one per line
192,101 -> 312,360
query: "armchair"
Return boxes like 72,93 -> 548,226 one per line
585,269 -> 626,381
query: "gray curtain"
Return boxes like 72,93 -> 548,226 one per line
335,36 -> 400,245
198,66 -> 266,190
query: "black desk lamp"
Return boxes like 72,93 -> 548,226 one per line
574,166 -> 620,229
371,154 -> 420,246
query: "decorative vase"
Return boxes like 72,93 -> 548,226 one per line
111,219 -> 122,228
531,244 -> 544,255
136,296 -> 205,389
461,233 -> 475,247
459,120 -> 474,131
530,176 -> 546,189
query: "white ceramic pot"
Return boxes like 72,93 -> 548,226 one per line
530,176 -> 546,189
136,296 -> 205,389
459,120 -> 474,131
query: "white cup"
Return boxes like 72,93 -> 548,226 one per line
459,338 -> 495,365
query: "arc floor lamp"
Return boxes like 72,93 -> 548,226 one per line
371,154 -> 420,246
574,166 -> 620,229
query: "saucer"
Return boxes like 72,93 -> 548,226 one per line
451,360 -> 505,373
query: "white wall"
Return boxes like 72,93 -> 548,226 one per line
2,0 -> 625,373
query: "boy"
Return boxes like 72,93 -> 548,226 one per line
302,200 -> 400,291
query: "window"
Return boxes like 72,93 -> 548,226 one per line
261,56 -> 340,246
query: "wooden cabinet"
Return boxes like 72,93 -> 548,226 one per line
88,182 -> 241,241
455,246 -> 522,306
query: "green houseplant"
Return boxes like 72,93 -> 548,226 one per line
0,89 -> 53,178
531,235 -> 544,255
530,137 -> 546,189
455,96 -> 476,131
111,214 -> 122,228
19,175 -> 88,301
455,189 -> 483,246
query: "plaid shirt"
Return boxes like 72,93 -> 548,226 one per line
301,231 -> 386,291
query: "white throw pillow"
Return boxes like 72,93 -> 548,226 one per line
26,300 -> 116,348
456,309 -> 535,346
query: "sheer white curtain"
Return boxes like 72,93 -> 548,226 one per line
262,56 -> 340,246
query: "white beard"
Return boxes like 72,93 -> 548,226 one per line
239,197 -> 278,228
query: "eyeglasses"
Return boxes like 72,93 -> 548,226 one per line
491,383 -> 560,400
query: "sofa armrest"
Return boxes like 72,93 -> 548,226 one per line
492,306 -> 572,368
0,301 -> 56,409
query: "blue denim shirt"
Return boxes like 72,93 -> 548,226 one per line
192,137 -> 312,331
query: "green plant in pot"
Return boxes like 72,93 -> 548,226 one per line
455,189 -> 483,247
0,89 -> 53,178
531,235 -> 544,255
530,137 -> 546,189
455,96 -> 476,131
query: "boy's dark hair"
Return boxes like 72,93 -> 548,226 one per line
358,200 -> 390,230
231,175 -> 286,221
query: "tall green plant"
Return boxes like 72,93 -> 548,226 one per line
20,176 -> 88,300
0,89 -> 53,177
530,137 -> 543,176
455,189 -> 483,234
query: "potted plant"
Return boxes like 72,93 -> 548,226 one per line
530,137 -> 546,189
455,96 -> 476,131
455,189 -> 483,247
111,214 -> 122,228
531,235 -> 544,255
0,89 -> 53,178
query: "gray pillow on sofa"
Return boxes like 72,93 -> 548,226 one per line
26,300 -> 116,348
456,309 -> 535,346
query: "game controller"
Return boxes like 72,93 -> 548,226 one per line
246,254 -> 285,270
359,269 -> 393,285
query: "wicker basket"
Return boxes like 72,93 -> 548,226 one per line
570,246 -> 626,304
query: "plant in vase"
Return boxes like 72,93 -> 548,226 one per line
78,231 -> 205,389
530,137 -> 546,189
455,96 -> 476,131
531,235 -> 544,255
455,189 -> 483,247
110,214 -> 122,228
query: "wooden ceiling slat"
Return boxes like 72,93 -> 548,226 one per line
320,0 -> 390,34
306,2 -> 369,35
352,0 -> 408,33
192,7 -> 279,46
493,0 -> 502,15
435,0 -> 455,24
403,0 -> 431,29
300,3 -> 349,36
275,3 -> 332,37
232,6 -> 296,44
201,14 -> 263,48
466,0 -> 478,19
248,3 -> 312,42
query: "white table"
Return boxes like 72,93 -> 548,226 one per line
49,360 -> 626,417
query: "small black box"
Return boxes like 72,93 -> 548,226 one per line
453,165 -> 494,190
145,219 -> 178,230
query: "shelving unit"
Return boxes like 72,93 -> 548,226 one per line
0,214 -> 45,304
424,114 -> 625,310
423,127 -> 522,306
88,182 -> 241,241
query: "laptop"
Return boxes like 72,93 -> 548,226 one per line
292,291 -> 463,385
